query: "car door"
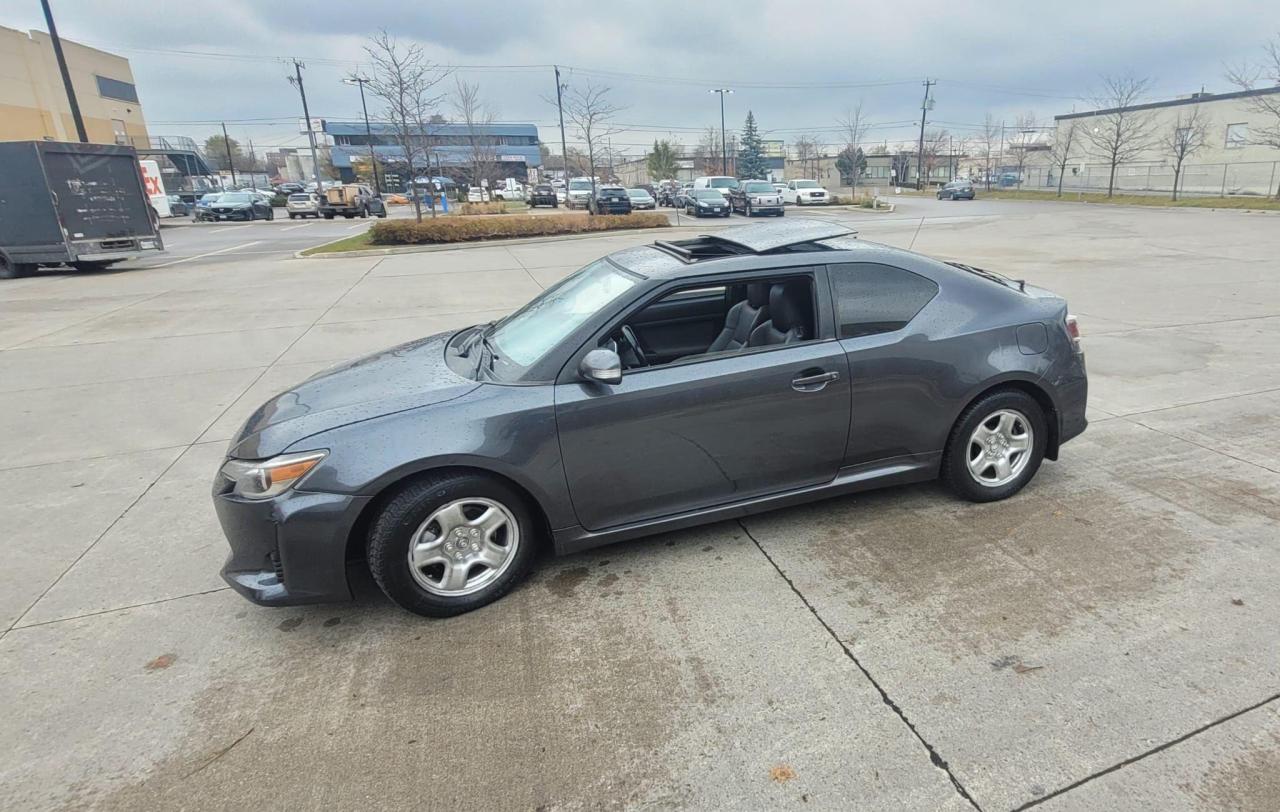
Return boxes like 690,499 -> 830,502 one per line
554,269 -> 851,532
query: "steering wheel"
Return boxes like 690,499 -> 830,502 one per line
620,325 -> 648,367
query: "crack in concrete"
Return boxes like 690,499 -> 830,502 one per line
737,518 -> 984,812
1012,691 -> 1280,810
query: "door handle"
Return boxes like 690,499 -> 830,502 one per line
791,370 -> 839,391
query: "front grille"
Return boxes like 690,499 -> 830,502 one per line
100,239 -> 133,250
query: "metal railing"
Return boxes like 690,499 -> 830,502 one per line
1013,159 -> 1279,198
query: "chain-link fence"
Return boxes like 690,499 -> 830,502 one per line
1015,159 -> 1279,198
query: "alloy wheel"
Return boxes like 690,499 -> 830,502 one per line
407,497 -> 520,596
966,409 -> 1033,487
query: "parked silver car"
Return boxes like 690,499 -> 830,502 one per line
286,193 -> 321,219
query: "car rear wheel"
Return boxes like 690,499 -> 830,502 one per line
367,472 -> 538,617
0,256 -> 35,279
942,389 -> 1046,502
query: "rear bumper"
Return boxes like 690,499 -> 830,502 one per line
214,482 -> 370,607
1054,356 -> 1089,452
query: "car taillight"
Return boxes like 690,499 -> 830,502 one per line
1065,314 -> 1081,350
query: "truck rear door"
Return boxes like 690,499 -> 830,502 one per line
40,143 -> 157,241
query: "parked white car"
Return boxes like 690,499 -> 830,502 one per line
692,176 -> 740,198
782,179 -> 830,206
467,187 -> 491,203
565,177 -> 595,209
286,192 -> 321,219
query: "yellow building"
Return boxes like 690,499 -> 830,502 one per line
0,25 -> 149,146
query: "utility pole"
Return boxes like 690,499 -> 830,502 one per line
288,59 -> 324,192
40,0 -> 87,143
710,88 -> 733,174
554,66 -> 571,185
344,76 -> 380,193
607,137 -> 614,179
998,121 -> 1006,188
221,122 -> 237,187
915,79 -> 935,191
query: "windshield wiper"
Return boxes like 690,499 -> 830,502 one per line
458,321 -> 496,358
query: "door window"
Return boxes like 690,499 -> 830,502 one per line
829,263 -> 938,338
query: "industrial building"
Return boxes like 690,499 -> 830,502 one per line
323,121 -> 542,187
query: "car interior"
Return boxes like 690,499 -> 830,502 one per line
602,276 -> 817,370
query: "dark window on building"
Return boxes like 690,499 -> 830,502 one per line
829,262 -> 938,338
95,75 -> 139,103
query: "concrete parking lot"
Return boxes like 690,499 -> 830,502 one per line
2,197 -> 1278,810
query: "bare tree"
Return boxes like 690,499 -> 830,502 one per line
1048,118 -> 1079,197
1225,35 -> 1280,197
836,101 -> 869,193
979,114 -> 1000,190
1162,106 -> 1211,200
695,127 -> 724,175
921,129 -> 949,186
1009,112 -> 1038,189
793,133 -> 821,178
453,77 -> 499,190
364,30 -> 449,221
562,81 -> 622,211
1083,74 -> 1158,197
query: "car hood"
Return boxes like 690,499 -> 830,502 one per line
227,331 -> 480,459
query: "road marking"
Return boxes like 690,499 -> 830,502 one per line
346,223 -> 368,230
147,240 -> 263,268
281,222 -> 314,231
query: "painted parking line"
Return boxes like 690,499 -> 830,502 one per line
346,223 -> 369,230
281,222 -> 314,231
147,240 -> 263,268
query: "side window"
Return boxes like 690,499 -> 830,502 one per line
829,263 -> 938,339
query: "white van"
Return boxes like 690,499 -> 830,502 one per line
692,176 -> 740,198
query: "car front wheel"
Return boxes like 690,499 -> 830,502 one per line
942,389 -> 1046,502
367,472 -> 538,617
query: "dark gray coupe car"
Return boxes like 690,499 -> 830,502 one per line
215,220 -> 1087,617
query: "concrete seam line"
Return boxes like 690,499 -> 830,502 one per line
1122,417 -> 1280,476
736,518 -> 984,812
1011,691 -> 1280,811
10,587 -> 232,632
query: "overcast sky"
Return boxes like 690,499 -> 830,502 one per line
8,0 -> 1277,158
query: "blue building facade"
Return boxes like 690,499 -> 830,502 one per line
323,121 -> 541,188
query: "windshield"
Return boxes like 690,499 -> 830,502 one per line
489,259 -> 640,370
794,180 -> 820,189
288,194 -> 312,201
568,180 -> 593,191
200,194 -> 221,203
692,189 -> 725,200
219,193 -> 254,204
743,181 -> 774,193
626,189 -> 650,198
707,177 -> 739,189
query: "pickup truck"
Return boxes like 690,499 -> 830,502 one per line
0,141 -> 164,279
729,179 -> 785,217
318,184 -> 388,219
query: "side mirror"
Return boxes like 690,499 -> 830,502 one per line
579,348 -> 622,385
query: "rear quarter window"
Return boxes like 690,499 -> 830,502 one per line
829,263 -> 939,338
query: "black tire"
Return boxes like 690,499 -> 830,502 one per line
324,213 -> 334,219
941,388 -> 1047,503
367,472 -> 539,617
266,208 -> 274,221
289,213 -> 297,220
0,255 -> 35,279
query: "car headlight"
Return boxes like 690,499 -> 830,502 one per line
220,450 -> 326,500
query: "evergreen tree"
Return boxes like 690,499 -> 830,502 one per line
647,140 -> 679,181
737,111 -> 768,179
835,146 -> 867,186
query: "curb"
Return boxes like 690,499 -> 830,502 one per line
295,225 -> 680,259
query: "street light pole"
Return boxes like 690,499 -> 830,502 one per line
40,0 -> 87,143
710,89 -> 733,175
344,76 -> 380,193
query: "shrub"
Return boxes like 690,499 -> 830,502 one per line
270,194 -> 288,207
458,202 -> 506,216
369,213 -> 670,245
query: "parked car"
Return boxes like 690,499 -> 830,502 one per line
276,182 -> 305,195
565,177 -> 594,209
590,185 -> 632,215
938,180 -> 976,200
286,193 -> 322,219
626,188 -> 656,210
685,188 -> 730,217
656,181 -> 682,207
205,191 -> 274,221
782,179 -> 830,206
771,182 -> 788,195
730,180 -> 785,217
467,187 -> 490,203
213,219 -> 1087,618
692,175 -> 740,198
527,184 -> 559,208
166,195 -> 190,217
674,183 -> 695,208
193,193 -> 223,221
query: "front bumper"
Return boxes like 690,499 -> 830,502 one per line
214,481 -> 370,607
209,209 -> 252,221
